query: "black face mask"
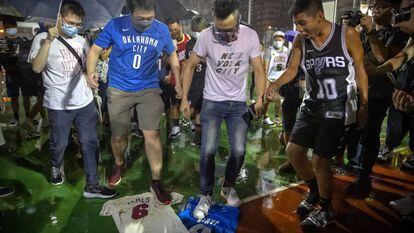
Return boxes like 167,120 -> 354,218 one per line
212,15 -> 241,46
131,15 -> 154,32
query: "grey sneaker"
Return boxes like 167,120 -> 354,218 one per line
193,195 -> 214,220
50,167 -> 64,185
221,186 -> 241,207
300,209 -> 333,231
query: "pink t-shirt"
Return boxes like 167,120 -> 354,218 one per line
193,25 -> 261,102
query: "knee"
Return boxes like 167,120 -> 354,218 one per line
143,130 -> 161,148
230,146 -> 245,157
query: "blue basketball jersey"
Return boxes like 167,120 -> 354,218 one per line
178,197 -> 240,233
94,16 -> 175,92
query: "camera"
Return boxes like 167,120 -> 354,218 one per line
340,10 -> 363,27
391,7 -> 412,24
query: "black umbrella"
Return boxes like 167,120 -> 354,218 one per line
0,0 -> 24,21
7,0 -> 126,29
122,0 -> 195,23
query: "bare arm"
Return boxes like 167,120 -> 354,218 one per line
347,26 -> 369,128
86,44 -> 104,76
181,52 -> 203,101
32,28 -> 59,73
85,44 -> 104,89
180,52 -> 203,118
347,26 -> 368,105
375,38 -> 414,74
167,51 -> 182,98
251,56 -> 266,101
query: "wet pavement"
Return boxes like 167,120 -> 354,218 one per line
1,116 -> 301,233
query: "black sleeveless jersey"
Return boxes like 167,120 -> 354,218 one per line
300,23 -> 358,125
185,38 -> 207,80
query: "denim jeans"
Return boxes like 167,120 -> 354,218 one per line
199,99 -> 249,195
356,98 -> 391,178
386,105 -> 414,150
48,101 -> 99,186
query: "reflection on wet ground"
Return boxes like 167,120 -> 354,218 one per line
0,117 -> 298,233
1,115 -> 413,233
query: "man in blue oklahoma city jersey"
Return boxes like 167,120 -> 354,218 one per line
86,0 -> 182,204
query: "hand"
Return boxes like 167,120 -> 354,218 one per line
86,72 -> 99,90
180,99 -> 191,118
364,61 -> 378,77
254,98 -> 264,118
392,8 -> 414,34
360,14 -> 374,33
393,89 -> 414,112
175,84 -> 182,99
266,83 -> 279,102
356,104 -> 368,129
47,27 -> 59,41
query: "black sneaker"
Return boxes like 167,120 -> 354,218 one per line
0,186 -> 15,198
83,185 -> 118,199
345,177 -> 372,198
300,209 -> 333,231
297,192 -> 319,219
150,181 -> 172,205
50,167 -> 64,185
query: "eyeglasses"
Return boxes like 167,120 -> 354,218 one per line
62,15 -> 83,28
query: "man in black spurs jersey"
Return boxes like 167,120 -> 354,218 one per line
267,0 -> 368,230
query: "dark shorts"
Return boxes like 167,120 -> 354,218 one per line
6,64 -> 42,97
289,111 -> 346,158
282,97 -> 302,132
189,79 -> 204,112
160,82 -> 180,110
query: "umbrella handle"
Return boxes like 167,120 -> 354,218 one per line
55,0 -> 63,27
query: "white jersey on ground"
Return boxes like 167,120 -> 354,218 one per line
265,45 -> 290,82
100,192 -> 189,233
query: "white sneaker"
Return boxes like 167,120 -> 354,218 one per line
169,126 -> 181,139
8,120 -> 18,127
221,186 -> 241,207
193,195 -> 214,220
378,146 -> 392,161
263,117 -> 274,126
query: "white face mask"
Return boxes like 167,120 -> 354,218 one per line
273,40 -> 284,49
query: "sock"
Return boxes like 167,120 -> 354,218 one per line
26,113 -> 29,118
320,197 -> 332,212
14,113 -> 19,122
306,177 -> 319,197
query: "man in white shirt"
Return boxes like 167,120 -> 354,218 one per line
180,0 -> 266,219
29,0 -> 116,198
263,31 -> 290,125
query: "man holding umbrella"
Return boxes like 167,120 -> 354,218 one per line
86,0 -> 182,204
29,0 -> 117,198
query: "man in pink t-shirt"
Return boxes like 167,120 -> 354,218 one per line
180,0 -> 266,220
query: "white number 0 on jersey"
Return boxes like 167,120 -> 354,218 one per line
133,54 -> 142,69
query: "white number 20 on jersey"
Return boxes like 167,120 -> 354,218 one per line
316,78 -> 338,100
133,54 -> 142,69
